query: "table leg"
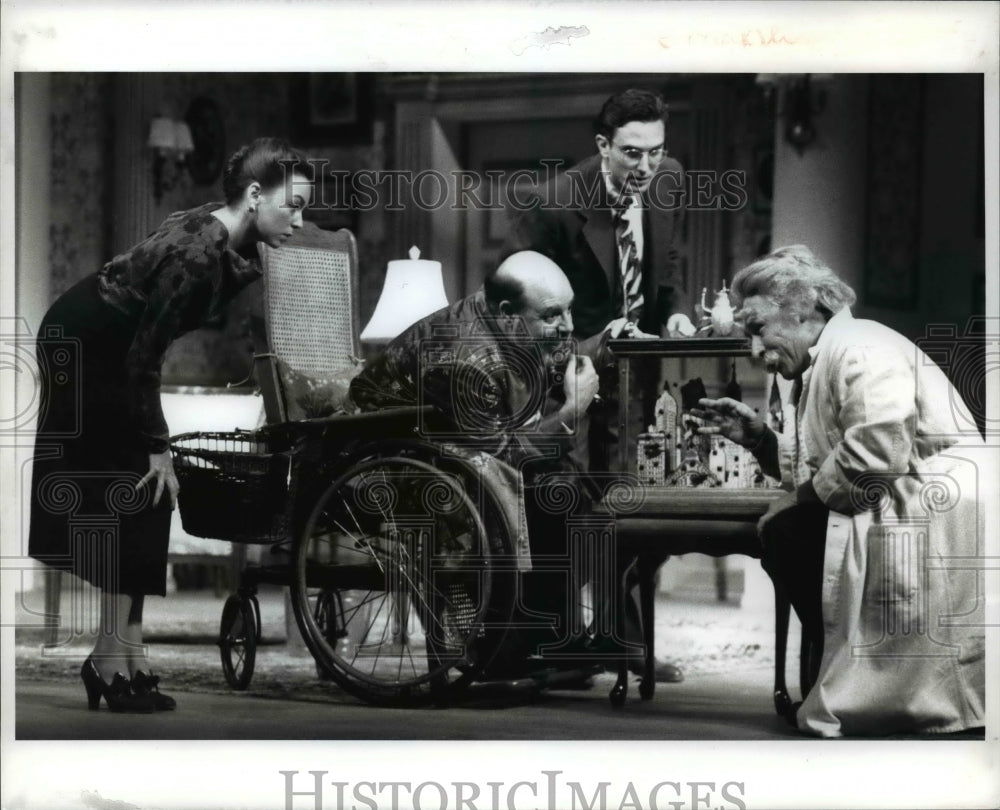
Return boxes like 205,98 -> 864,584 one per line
638,553 -> 658,700
617,355 -> 631,474
772,579 -> 793,717
609,557 -> 629,708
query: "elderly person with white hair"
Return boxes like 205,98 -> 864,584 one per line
695,245 -> 987,738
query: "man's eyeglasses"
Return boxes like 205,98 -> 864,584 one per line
612,143 -> 666,165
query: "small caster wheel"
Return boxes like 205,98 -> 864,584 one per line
638,678 -> 655,701
220,595 -> 257,690
250,593 -> 262,644
313,590 -> 343,681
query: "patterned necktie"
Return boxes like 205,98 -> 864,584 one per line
613,194 -> 644,318
790,373 -> 809,486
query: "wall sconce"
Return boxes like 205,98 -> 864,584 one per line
148,116 -> 195,202
360,246 -> 449,346
782,75 -> 827,156
756,74 -> 828,156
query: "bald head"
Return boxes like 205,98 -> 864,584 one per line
486,251 -> 573,312
484,251 -> 575,344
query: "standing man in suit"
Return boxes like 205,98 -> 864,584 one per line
505,88 -> 696,471
504,89 -> 696,684
505,88 -> 695,342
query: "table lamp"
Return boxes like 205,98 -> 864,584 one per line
360,246 -> 449,345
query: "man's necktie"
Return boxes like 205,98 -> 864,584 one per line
613,194 -> 644,318
767,373 -> 784,433
791,373 -> 804,407
789,372 -> 809,486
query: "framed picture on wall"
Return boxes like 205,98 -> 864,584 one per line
293,73 -> 375,145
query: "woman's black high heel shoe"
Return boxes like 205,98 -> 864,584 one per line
132,670 -> 176,711
80,658 -> 154,713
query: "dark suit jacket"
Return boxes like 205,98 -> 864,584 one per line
503,153 -> 690,339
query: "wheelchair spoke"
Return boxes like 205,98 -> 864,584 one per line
292,449 -> 515,705
340,500 -> 385,573
340,588 -> 381,627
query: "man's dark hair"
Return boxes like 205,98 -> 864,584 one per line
593,89 -> 669,139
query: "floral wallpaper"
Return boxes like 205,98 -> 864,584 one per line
46,73 -> 388,388
49,74 -> 113,299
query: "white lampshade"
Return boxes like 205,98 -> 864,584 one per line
360,246 -> 448,343
148,116 -> 178,150
174,121 -> 195,154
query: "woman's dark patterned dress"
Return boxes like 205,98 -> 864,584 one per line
28,204 -> 262,595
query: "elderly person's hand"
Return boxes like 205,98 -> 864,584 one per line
690,396 -> 767,448
137,450 -> 180,508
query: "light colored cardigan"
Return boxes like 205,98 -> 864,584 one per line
778,308 -> 988,737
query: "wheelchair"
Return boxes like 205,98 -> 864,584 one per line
171,404 -> 625,706
169,224 -> 612,707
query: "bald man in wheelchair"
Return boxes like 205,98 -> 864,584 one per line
349,251 -> 623,680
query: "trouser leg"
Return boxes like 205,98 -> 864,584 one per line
759,503 -> 828,654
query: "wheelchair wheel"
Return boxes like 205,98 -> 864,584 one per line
291,445 -> 516,706
312,589 -> 370,680
219,594 -> 257,690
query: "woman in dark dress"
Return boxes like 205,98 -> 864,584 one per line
29,137 -> 314,712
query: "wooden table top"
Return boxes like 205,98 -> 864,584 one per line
592,487 -> 785,521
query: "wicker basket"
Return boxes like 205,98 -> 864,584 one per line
170,430 -> 291,544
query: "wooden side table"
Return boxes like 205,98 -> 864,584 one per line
591,337 -> 815,713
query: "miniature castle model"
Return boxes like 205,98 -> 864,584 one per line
635,373 -> 770,489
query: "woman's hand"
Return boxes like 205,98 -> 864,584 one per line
137,450 -> 179,508
690,397 -> 766,448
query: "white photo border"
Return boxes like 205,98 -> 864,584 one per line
2,2 -> 998,809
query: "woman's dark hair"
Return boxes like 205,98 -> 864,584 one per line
222,137 -> 314,203
593,89 -> 669,139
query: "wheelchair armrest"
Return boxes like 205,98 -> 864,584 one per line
258,405 -> 445,445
